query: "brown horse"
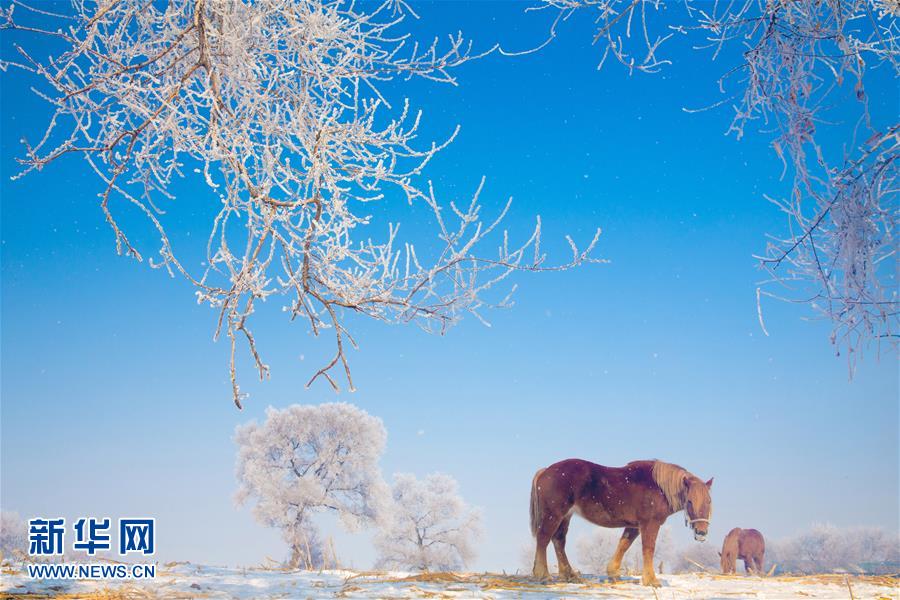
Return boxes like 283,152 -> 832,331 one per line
530,458 -> 713,587
720,528 -> 765,574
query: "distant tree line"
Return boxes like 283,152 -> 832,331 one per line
568,523 -> 898,576
675,525 -> 900,575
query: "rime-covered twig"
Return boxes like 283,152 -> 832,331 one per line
538,0 -> 898,368
2,0 -> 603,407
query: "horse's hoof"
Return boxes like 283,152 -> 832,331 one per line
641,576 -> 662,587
560,572 -> 584,583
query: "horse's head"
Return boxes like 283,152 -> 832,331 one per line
683,477 -> 713,541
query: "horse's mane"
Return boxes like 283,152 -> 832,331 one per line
650,460 -> 692,511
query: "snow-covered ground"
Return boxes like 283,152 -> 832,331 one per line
1,563 -> 897,599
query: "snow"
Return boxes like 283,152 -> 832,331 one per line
2,563 -> 897,599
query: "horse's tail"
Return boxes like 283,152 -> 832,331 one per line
530,468 -> 546,537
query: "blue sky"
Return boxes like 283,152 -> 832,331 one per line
2,1 -> 897,572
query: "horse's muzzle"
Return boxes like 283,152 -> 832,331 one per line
694,532 -> 707,542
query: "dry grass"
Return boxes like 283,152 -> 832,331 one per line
336,571 -> 900,598
332,571 -> 654,597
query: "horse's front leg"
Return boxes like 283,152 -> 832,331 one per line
638,520 -> 662,587
606,527 -> 638,580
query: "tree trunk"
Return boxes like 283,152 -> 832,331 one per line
289,545 -> 303,570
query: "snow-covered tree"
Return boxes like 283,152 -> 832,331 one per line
576,524 -> 676,575
374,472 -> 482,572
673,538 -> 721,573
1,0 -> 601,407
768,524 -> 900,574
0,511 -> 28,562
537,0 -> 898,371
234,402 -> 389,569
652,525 -> 676,574
575,528 -> 621,574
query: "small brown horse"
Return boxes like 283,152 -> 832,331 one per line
720,528 -> 765,574
530,458 -> 713,587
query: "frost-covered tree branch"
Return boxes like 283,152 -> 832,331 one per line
530,0 -> 675,73
717,0 -> 898,369
1,0 -> 602,407
538,0 -> 898,370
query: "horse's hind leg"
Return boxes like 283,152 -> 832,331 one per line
744,558 -> 754,574
552,515 -> 581,582
532,511 -> 563,580
606,527 -> 638,580
532,535 -> 551,580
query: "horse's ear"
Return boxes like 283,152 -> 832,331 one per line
706,477 -> 714,489
717,551 -> 722,557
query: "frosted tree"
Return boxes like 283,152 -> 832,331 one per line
535,0 -> 898,370
651,525 -> 676,573
234,402 -> 389,569
374,472 -> 482,572
1,0 -> 601,407
575,528 -> 621,574
0,511 -> 28,562
768,524 -> 900,574
673,538 -> 721,573
576,524 -> 676,575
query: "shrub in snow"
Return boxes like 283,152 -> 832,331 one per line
374,473 -> 482,572
235,402 -> 389,569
